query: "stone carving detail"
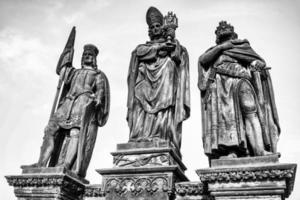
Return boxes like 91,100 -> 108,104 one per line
6,175 -> 84,193
7,176 -> 63,187
199,168 -> 296,197
175,182 -> 205,196
114,153 -> 174,167
199,169 -> 294,183
104,176 -> 170,196
84,185 -> 105,197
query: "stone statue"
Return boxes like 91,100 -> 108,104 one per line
23,27 -> 110,178
198,21 -> 280,161
127,7 -> 190,156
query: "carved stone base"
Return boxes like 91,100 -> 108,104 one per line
196,157 -> 297,200
84,184 -> 105,200
96,141 -> 188,200
112,141 -> 187,172
98,166 -> 188,200
6,167 -> 87,200
175,182 -> 211,200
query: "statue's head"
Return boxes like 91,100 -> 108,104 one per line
146,7 -> 164,40
81,44 -> 99,69
215,21 -> 238,44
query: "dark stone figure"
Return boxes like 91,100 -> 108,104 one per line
198,21 -> 280,161
23,28 -> 110,178
127,7 -> 190,156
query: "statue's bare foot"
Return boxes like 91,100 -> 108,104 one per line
227,152 -> 238,158
55,163 -> 71,170
261,150 -> 273,156
219,152 -> 238,159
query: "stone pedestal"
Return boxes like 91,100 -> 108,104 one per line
6,167 -> 88,200
175,182 -> 210,200
97,141 -> 188,200
196,155 -> 297,200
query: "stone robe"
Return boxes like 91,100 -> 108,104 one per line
198,39 -> 280,158
127,39 -> 190,155
49,65 -> 110,177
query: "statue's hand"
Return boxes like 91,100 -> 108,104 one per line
90,94 -> 101,108
159,42 -> 176,52
219,40 -> 234,50
250,60 -> 266,71
165,28 -> 175,40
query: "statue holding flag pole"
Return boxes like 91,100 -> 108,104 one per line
22,27 -> 110,178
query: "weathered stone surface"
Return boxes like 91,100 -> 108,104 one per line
112,141 -> 186,172
21,166 -> 89,184
196,162 -> 297,200
175,181 -> 211,200
98,165 -> 188,200
117,141 -> 171,150
84,184 -> 105,200
96,138 -> 189,200
210,154 -> 280,168
6,167 -> 86,200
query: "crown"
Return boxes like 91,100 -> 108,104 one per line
215,21 -> 234,37
164,11 -> 178,29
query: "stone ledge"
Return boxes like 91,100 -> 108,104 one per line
97,165 -> 188,182
196,163 -> 297,198
111,146 -> 187,171
116,141 -> 172,150
210,154 -> 280,168
5,168 -> 86,200
176,181 -> 206,196
21,166 -> 89,184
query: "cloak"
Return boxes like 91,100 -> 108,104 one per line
198,39 -> 280,157
49,69 -> 110,178
127,39 -> 190,150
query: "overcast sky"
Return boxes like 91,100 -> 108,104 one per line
1,0 -> 300,199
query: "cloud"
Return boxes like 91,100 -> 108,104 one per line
0,27 -> 57,109
0,28 -> 50,77
63,12 -> 85,24
0,28 -> 43,61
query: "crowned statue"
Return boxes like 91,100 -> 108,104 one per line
126,7 -> 190,157
23,27 -> 110,178
198,21 -> 280,162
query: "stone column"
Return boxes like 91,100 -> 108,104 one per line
6,167 -> 87,200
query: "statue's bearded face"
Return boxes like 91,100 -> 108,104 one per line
218,27 -> 233,38
82,50 -> 95,67
215,25 -> 237,44
149,22 -> 163,39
